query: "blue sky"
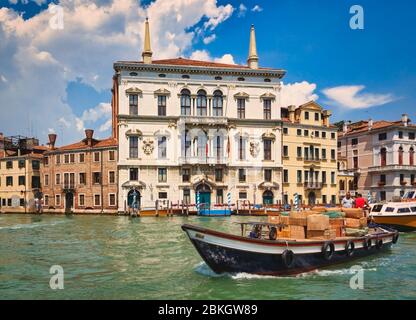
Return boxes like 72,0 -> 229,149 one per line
0,0 -> 415,145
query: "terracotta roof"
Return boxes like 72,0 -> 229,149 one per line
117,57 -> 275,70
340,120 -> 416,137
51,137 -> 117,152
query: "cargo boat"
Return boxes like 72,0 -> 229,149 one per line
181,222 -> 398,276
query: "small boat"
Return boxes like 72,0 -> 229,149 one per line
369,202 -> 416,231
181,222 -> 398,276
198,208 -> 232,216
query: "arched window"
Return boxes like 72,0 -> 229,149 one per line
180,89 -> 191,116
196,90 -> 207,116
380,148 -> 387,167
212,90 -> 223,117
398,146 -> 404,165
410,147 -> 414,166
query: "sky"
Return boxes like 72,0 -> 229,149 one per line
0,0 -> 415,145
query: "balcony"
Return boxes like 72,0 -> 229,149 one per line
178,115 -> 228,126
178,156 -> 228,165
339,190 -> 357,197
304,182 -> 323,190
368,164 -> 416,173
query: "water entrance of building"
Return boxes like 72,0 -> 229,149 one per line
263,190 -> 274,205
308,191 -> 316,206
128,189 -> 141,209
196,184 -> 211,209
65,192 -> 74,212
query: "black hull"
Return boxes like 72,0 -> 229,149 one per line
190,238 -> 392,276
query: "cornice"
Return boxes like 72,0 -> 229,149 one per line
113,62 -> 286,79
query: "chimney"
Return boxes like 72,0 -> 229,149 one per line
368,118 -> 374,131
142,18 -> 152,64
85,129 -> 94,146
48,133 -> 57,149
247,24 -> 259,69
402,114 -> 409,127
322,110 -> 332,128
288,105 -> 296,123
343,121 -> 349,134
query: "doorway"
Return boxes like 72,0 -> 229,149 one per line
196,183 -> 211,209
308,191 -> 316,206
263,190 -> 274,205
128,189 -> 141,209
65,192 -> 74,212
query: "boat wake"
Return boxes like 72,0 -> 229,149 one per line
0,221 -> 67,231
194,262 -> 378,280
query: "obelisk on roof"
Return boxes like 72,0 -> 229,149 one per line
247,24 -> 259,69
142,18 -> 152,64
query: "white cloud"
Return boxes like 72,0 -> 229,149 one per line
99,118 -> 112,132
251,5 -> 263,12
322,85 -> 395,109
0,0 -> 234,144
0,75 -> 7,83
189,49 -> 235,64
203,34 -> 216,44
237,4 -> 247,18
75,102 -> 112,132
203,4 -> 234,30
280,81 -> 319,108
214,53 -> 235,64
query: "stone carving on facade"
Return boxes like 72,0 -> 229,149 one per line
250,141 -> 260,158
142,139 -> 154,155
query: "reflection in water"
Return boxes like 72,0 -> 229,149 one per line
0,214 -> 415,299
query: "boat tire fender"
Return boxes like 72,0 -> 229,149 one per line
363,237 -> 372,250
269,227 -> 277,241
345,240 -> 355,257
376,238 -> 383,250
392,233 -> 399,244
282,249 -> 295,268
322,242 -> 335,261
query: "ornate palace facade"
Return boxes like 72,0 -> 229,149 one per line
113,21 -> 286,212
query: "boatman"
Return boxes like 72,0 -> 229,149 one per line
354,193 -> 368,209
341,192 -> 354,208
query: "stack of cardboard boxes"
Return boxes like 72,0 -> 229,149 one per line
268,208 -> 367,240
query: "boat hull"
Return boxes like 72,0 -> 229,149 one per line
371,215 -> 416,232
182,224 -> 396,276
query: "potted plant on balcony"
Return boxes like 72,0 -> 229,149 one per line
378,181 -> 386,187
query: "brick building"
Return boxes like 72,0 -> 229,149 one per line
41,130 -> 118,214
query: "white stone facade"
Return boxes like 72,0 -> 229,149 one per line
114,62 -> 286,212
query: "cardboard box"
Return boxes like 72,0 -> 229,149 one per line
268,215 -> 280,224
307,214 -> 330,231
307,229 -> 331,240
359,217 -> 368,228
278,228 -> 290,238
329,218 -> 346,228
312,207 -> 327,212
342,208 -> 364,219
345,218 -> 361,228
289,212 -> 307,226
280,216 -> 289,226
330,227 -> 343,238
289,225 -> 306,239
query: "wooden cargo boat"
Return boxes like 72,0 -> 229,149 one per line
182,222 -> 398,276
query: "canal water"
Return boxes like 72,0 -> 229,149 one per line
0,214 -> 415,299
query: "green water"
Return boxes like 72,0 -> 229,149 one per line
0,214 -> 415,300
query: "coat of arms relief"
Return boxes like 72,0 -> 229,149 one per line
142,139 -> 154,155
249,141 -> 260,157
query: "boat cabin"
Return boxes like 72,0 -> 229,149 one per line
370,202 -> 416,215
